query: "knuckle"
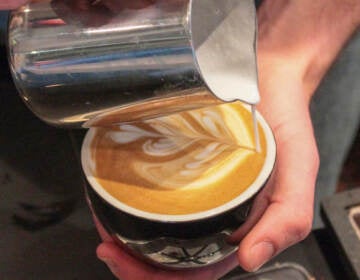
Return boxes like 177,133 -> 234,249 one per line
286,214 -> 312,243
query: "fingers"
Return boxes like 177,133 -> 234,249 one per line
236,123 -> 319,272
237,198 -> 313,271
51,0 -> 156,26
101,0 -> 155,12
97,242 -> 239,280
228,181 -> 272,243
97,242 -> 159,280
92,214 -> 113,242
93,213 -> 239,279
51,0 -> 112,26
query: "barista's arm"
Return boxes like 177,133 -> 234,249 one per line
3,0 -> 358,278
258,0 -> 360,105
231,0 -> 360,272
95,0 -> 360,278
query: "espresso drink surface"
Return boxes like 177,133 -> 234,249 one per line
90,103 -> 267,215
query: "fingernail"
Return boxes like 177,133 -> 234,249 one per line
248,242 -> 275,272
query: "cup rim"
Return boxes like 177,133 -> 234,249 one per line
81,105 -> 276,223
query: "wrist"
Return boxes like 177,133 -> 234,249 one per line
257,0 -> 360,101
303,0 -> 359,90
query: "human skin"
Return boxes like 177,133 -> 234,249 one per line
94,1 -> 360,278
0,0 -> 27,9
2,0 -> 359,279
0,0 -> 157,10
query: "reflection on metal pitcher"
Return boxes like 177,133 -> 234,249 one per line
8,0 -> 259,127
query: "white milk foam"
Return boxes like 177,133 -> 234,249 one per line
97,104 -> 259,191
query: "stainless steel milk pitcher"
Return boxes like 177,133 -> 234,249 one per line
8,0 -> 259,128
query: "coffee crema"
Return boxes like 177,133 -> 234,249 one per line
90,103 -> 267,215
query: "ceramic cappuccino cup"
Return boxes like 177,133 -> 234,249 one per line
81,103 -> 276,269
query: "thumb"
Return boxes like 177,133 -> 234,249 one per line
237,129 -> 319,272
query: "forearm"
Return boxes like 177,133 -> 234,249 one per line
302,0 -> 359,96
257,0 -> 360,101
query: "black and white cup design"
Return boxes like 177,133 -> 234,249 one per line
81,104 -> 276,269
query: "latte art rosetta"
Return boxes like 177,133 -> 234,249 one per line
91,103 -> 267,214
